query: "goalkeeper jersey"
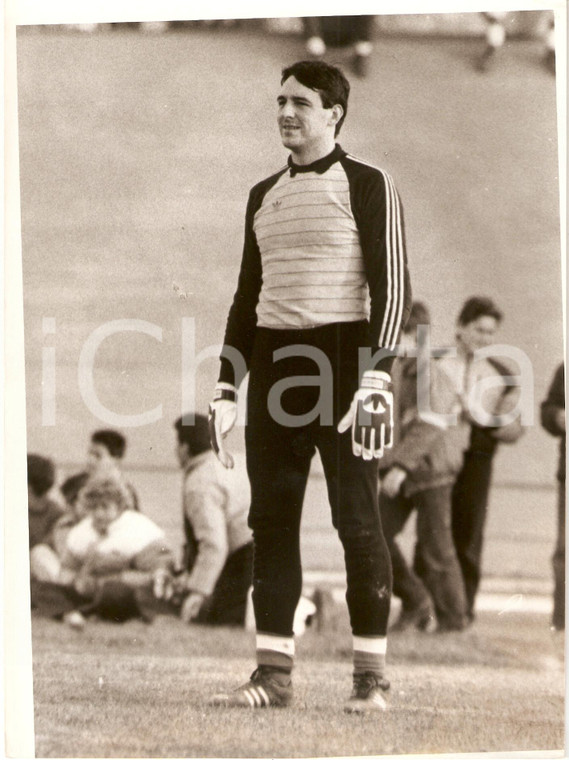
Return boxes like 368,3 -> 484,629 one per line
219,143 -> 411,386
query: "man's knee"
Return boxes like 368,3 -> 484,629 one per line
30,544 -> 61,582
337,519 -> 382,547
341,527 -> 390,583
248,510 -> 300,537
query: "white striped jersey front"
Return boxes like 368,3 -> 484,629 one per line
218,145 -> 411,386
253,163 -> 368,330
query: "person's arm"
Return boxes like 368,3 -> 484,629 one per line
57,543 -> 106,597
381,420 -> 446,500
389,421 -> 446,474
337,165 -> 412,460
541,364 -> 566,437
486,384 -> 524,443
384,362 -> 455,483
57,547 -> 83,586
480,358 -> 524,443
210,183 -> 270,467
65,543 -> 174,593
183,484 -> 228,599
218,187 -> 264,389
132,540 -> 174,573
70,548 -> 110,597
352,166 -> 412,374
468,358 -> 524,444
127,482 -> 140,511
116,541 -> 176,591
38,501 -> 66,550
51,512 -> 75,557
84,551 -> 132,576
178,485 -> 229,623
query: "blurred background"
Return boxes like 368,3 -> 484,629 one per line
16,11 -> 563,580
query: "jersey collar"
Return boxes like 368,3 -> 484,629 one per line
288,143 -> 346,177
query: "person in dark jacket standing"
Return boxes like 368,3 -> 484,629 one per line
540,363 -> 565,631
446,297 -> 524,624
207,60 -> 411,713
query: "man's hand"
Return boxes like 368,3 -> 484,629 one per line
153,568 -> 175,601
208,383 -> 238,469
180,591 -> 206,623
337,371 -> 394,460
381,466 -> 407,498
165,572 -> 192,606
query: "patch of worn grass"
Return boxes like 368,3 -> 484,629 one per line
31,606 -> 564,758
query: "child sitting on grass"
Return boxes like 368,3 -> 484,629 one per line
31,477 -> 175,629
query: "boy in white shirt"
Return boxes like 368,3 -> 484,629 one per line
32,477 -> 174,627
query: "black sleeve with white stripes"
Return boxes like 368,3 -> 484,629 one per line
344,157 -> 412,375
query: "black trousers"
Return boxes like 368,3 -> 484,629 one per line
382,485 -> 467,630
451,449 -> 495,618
246,323 -> 392,639
195,542 -> 254,627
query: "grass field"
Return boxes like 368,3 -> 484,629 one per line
31,604 -> 565,758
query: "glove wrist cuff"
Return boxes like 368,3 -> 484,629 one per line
361,370 -> 391,391
213,382 -> 237,403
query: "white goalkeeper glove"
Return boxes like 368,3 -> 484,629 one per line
337,370 -> 394,460
208,382 -> 238,469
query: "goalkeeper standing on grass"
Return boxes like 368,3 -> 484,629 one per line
207,60 -> 411,713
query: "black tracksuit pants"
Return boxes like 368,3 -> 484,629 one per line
451,445 -> 495,619
245,321 -> 392,639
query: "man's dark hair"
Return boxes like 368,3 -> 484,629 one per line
175,414 -> 211,457
27,454 -> 56,497
281,60 -> 350,136
91,429 -> 127,459
61,472 -> 88,507
403,301 -> 431,335
457,296 -> 503,327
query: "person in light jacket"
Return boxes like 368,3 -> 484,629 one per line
380,302 -> 470,632
174,414 -> 254,627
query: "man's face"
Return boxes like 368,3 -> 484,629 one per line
277,76 -> 339,157
457,315 -> 500,355
89,498 -> 121,536
86,443 -> 117,476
